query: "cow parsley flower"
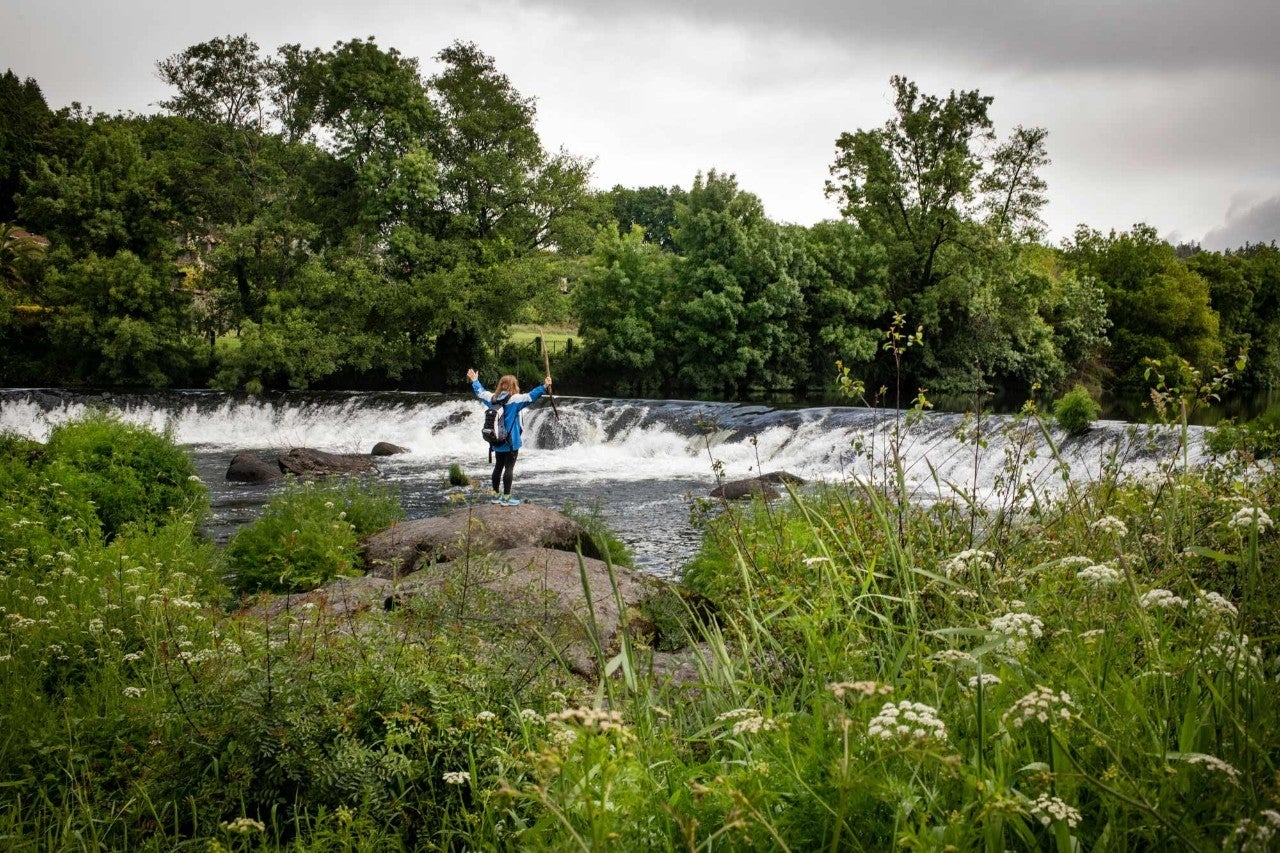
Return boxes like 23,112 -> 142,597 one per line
966,673 -> 1002,690
1179,752 -> 1240,781
828,680 -> 893,701
1028,793 -> 1081,828
1092,515 -> 1128,537
1004,685 -> 1073,728
1228,506 -> 1272,532
940,549 -> 995,579
1139,588 -> 1187,609
867,701 -> 947,744
1076,562 -> 1121,588
990,612 -> 1044,654
1226,809 -> 1280,852
442,771 -> 470,785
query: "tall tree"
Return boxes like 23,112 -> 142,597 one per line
667,170 -> 804,393
0,71 -> 55,222
827,75 -> 994,301
156,35 -> 269,130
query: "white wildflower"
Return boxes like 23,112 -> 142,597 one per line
966,674 -> 1002,690
1227,506 -> 1273,532
828,680 -> 893,700
1004,685 -> 1073,728
867,701 -> 947,744
519,708 -> 542,723
1028,793 -> 1081,828
941,549 -> 995,579
442,770 -> 470,785
476,711 -> 497,723
1226,809 -> 1280,852
1179,752 -> 1240,781
222,817 -> 265,834
1092,515 -> 1129,537
122,686 -> 146,698
990,612 -> 1044,654
1195,591 -> 1238,620
931,649 -> 977,665
1139,588 -> 1187,609
1076,563 -> 1121,588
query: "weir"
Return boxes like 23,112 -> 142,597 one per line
0,389 -> 1204,577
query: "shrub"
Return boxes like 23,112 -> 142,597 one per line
41,412 -> 207,538
226,478 -> 403,594
447,463 -> 471,486
1053,383 -> 1101,434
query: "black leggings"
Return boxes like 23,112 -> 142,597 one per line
491,450 -> 518,495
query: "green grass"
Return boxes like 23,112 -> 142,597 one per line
3,410 -> 1279,850
509,323 -> 578,354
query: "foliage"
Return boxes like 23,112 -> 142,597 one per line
559,498 -> 635,569
35,412 -> 208,539
225,477 -> 402,593
1053,383 -> 1101,434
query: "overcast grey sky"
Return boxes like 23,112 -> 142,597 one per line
3,0 -> 1278,249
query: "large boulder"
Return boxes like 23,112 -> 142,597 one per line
709,471 -> 804,500
226,452 -> 283,483
278,447 -> 376,476
241,576 -> 394,620
361,502 -> 603,578
371,441 -> 410,456
390,546 -> 662,677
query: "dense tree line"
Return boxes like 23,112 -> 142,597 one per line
1,45 -> 1278,404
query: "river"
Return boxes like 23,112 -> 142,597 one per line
0,389 -> 1204,578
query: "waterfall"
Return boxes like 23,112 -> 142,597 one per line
0,389 -> 1205,576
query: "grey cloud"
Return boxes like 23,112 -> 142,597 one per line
514,0 -> 1280,73
1202,196 -> 1280,251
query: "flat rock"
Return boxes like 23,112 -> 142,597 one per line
278,447 -> 376,476
371,441 -> 410,456
710,471 -> 804,500
362,503 -> 602,578
242,576 -> 394,620
390,546 -> 661,677
226,452 -> 283,483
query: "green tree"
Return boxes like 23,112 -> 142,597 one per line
1065,225 -> 1221,390
0,70 -> 55,222
43,250 -> 199,386
603,184 -> 688,252
573,225 -> 676,394
785,220 -> 887,387
667,170 -> 804,393
826,75 -> 995,302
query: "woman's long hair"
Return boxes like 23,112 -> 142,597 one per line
495,375 -> 520,397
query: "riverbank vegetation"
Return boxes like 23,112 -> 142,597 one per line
2,402 -> 1277,850
2,46 -> 1278,408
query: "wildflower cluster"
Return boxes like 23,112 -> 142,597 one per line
966,673 -> 1002,690
715,707 -> 779,736
989,611 -> 1044,654
940,549 -> 994,579
1178,752 -> 1240,781
1226,810 -> 1280,852
827,680 -> 893,701
1091,515 -> 1129,537
221,817 -> 266,834
1202,630 -> 1262,671
545,706 -> 630,736
1028,793 -> 1081,828
442,771 -> 471,785
1003,686 -> 1073,728
1227,506 -> 1273,532
1194,590 -> 1239,620
1138,588 -> 1187,610
867,701 -> 947,745
1076,562 -> 1121,588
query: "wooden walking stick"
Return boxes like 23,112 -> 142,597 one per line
539,328 -> 561,420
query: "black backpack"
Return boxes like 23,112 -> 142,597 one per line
481,393 -> 510,446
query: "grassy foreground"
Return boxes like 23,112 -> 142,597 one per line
1,409 -> 1278,850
